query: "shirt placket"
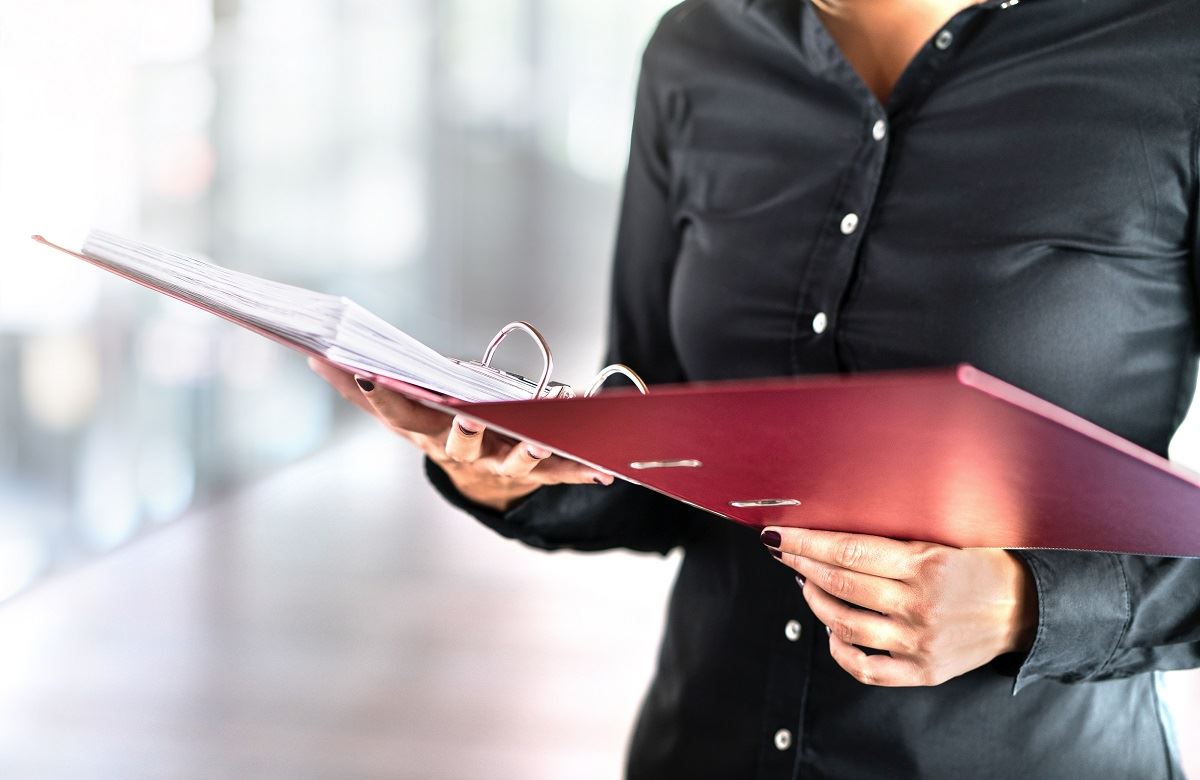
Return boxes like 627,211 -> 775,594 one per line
789,6 -> 987,377
780,5 -> 988,778
755,584 -> 814,778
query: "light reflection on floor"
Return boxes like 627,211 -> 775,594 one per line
0,425 -> 678,779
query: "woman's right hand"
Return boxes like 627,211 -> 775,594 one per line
308,357 -> 615,512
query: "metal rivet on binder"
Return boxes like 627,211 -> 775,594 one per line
629,459 -> 702,470
729,499 -> 801,508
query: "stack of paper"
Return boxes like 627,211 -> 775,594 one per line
80,230 -> 547,402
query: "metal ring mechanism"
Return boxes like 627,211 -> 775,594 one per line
481,321 -> 554,398
586,364 -> 649,397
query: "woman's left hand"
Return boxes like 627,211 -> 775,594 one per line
762,527 -> 1038,687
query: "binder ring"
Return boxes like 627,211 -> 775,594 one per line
586,364 -> 649,397
482,321 -> 554,397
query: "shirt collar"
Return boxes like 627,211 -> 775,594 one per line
743,0 -> 1025,75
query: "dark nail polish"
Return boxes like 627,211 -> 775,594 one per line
355,377 -> 375,392
769,548 -> 783,560
825,625 -> 832,637
796,575 -> 806,588
456,422 -> 481,437
760,529 -> 782,548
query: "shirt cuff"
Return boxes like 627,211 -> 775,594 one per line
1008,549 -> 1131,694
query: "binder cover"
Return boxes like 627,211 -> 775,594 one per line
452,368 -> 1200,558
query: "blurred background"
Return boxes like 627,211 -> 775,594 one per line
0,1 -> 1196,778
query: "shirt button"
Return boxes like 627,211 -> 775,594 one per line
774,728 -> 793,751
872,118 -> 887,142
784,620 -> 802,641
811,312 -> 828,335
839,212 -> 859,235
934,29 -> 954,50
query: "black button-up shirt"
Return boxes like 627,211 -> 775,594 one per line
428,0 -> 1200,776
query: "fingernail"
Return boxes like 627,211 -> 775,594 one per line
769,548 -> 782,560
796,575 -> 806,588
526,446 -> 550,460
760,529 -> 782,549
825,626 -> 832,637
592,475 -> 612,486
355,377 -> 375,393
456,422 -> 481,437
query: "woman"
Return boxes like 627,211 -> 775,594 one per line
312,0 -> 1200,776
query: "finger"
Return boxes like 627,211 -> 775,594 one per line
494,441 -> 553,477
803,581 -> 914,655
766,527 -> 926,580
521,456 -> 615,486
785,555 -> 910,616
356,377 -> 448,436
828,632 -> 929,687
308,357 -> 376,415
445,416 -> 486,462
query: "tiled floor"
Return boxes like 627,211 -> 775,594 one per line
0,425 -> 1195,778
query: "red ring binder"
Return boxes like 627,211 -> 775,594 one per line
34,232 -> 1200,557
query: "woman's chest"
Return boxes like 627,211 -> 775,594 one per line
661,4 -> 1198,448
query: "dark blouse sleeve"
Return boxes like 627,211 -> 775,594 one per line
1008,124 -> 1200,692
424,29 -> 695,556
1009,551 -> 1200,692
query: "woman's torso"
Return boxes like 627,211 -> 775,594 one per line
628,0 -> 1199,776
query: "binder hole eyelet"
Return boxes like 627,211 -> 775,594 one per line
629,459 -> 702,470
